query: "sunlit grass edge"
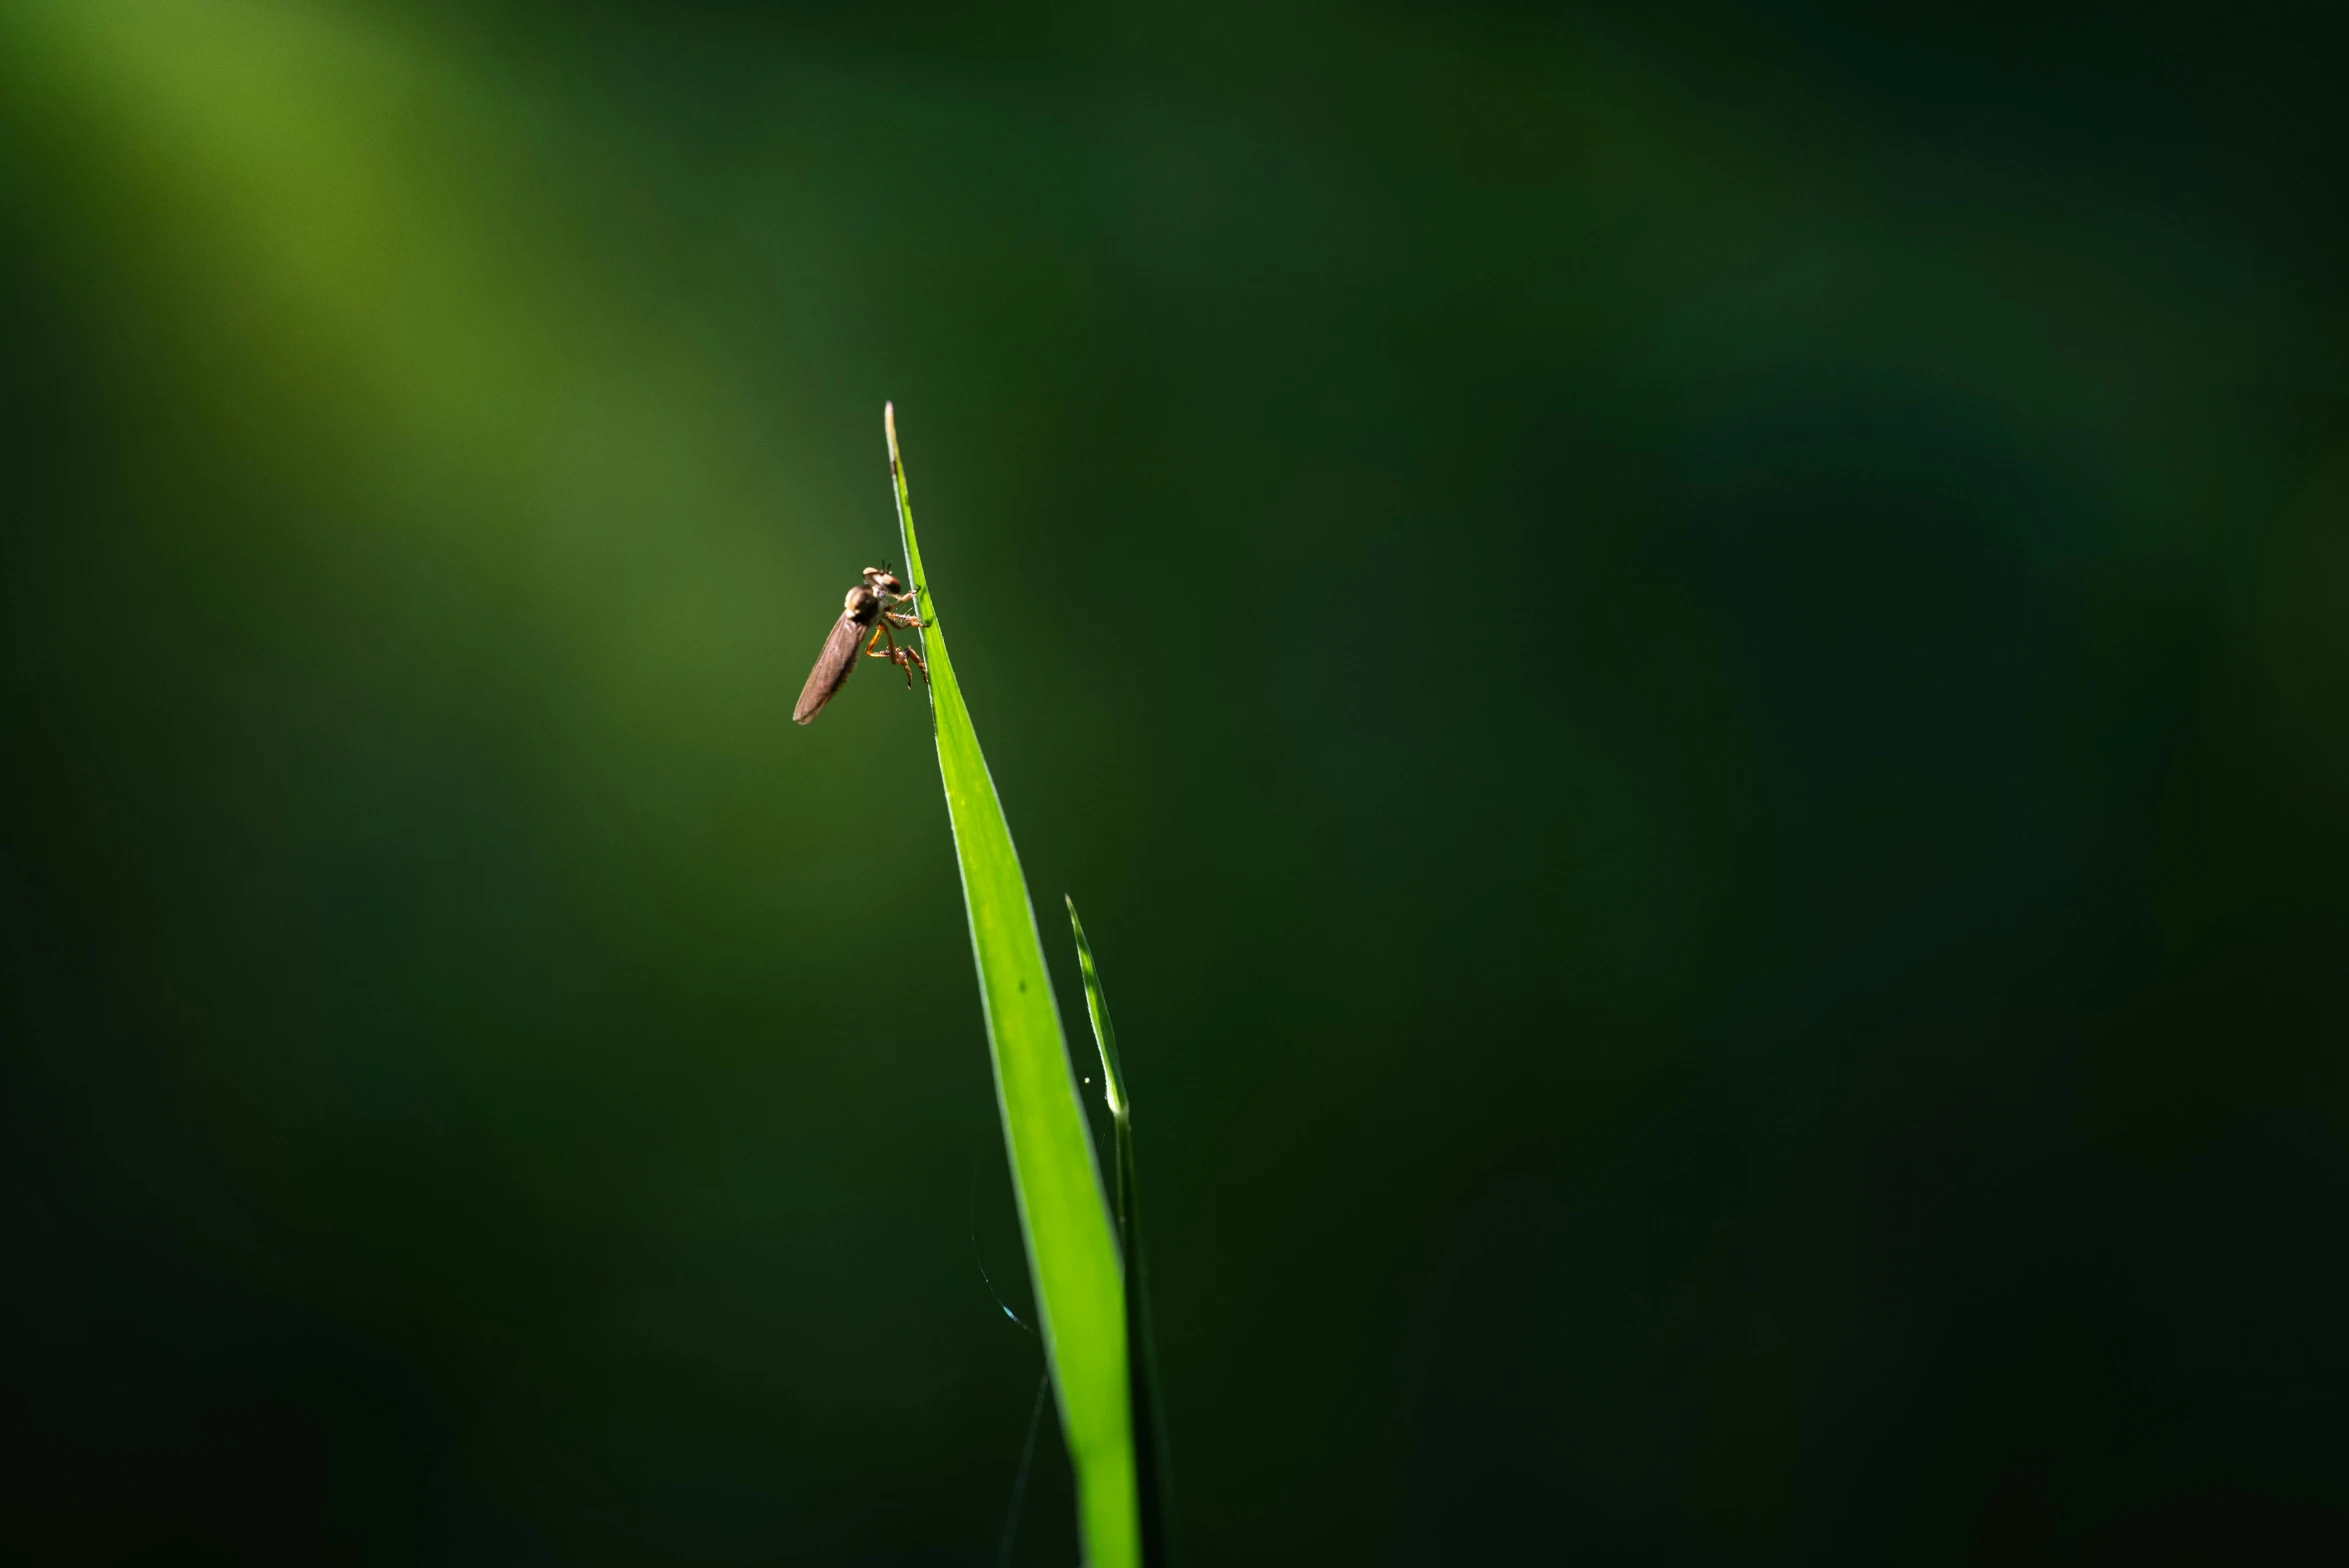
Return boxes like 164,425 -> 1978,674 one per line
884,404 -> 1137,1568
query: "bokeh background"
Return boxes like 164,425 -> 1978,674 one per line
6,1 -> 2346,1562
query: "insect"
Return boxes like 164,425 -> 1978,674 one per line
792,565 -> 928,724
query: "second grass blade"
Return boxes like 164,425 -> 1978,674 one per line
884,405 -> 1137,1568
1068,896 -> 1176,1567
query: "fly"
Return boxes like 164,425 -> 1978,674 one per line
792,565 -> 928,724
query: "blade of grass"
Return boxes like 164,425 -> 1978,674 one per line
885,404 -> 1137,1568
1067,897 -> 1176,1567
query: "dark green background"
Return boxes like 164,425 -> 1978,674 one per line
6,2 -> 2345,1562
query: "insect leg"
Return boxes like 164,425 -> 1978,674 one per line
884,611 -> 924,629
862,625 -> 893,660
882,622 -> 929,686
880,624 -> 916,688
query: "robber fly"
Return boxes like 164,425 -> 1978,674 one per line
792,565 -> 928,724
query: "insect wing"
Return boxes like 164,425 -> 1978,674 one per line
793,614 -> 866,723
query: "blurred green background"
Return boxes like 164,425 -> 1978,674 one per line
5,1 -> 2345,1561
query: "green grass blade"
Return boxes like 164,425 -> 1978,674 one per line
884,405 -> 1137,1568
1066,897 -> 1176,1567
1067,897 -> 1131,1122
